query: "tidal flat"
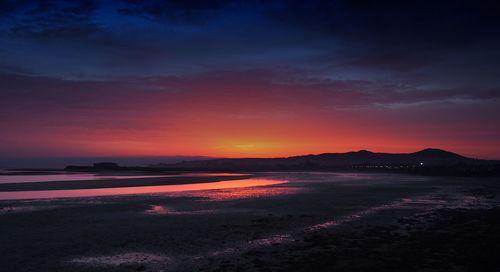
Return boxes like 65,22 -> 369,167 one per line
1,172 -> 499,272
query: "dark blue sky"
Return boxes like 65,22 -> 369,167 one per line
1,0 -> 500,161
1,0 -> 498,82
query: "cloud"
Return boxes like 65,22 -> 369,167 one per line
1,0 -> 100,39
0,0 -> 498,87
118,0 -> 234,24
2,70 -> 498,117
1,70 -> 499,158
266,0 -> 500,80
269,0 -> 500,44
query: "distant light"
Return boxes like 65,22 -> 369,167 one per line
420,162 -> 424,166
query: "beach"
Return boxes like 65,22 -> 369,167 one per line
1,172 -> 499,271
0,172 -> 253,192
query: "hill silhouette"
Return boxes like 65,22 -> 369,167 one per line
156,149 -> 499,176
164,149 -> 472,168
61,149 -> 499,176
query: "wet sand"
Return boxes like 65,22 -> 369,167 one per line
0,173 -> 252,191
0,178 -> 286,200
1,172 -> 499,271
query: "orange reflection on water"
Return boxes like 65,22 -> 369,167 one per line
0,178 -> 287,200
180,173 -> 249,177
186,186 -> 301,201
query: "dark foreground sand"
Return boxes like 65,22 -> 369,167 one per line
0,172 -> 499,272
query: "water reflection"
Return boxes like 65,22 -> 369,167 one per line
0,178 -> 287,200
186,186 -> 302,201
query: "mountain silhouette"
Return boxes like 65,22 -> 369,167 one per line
160,148 -> 495,172
60,148 -> 499,176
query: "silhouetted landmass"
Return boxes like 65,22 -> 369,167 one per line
60,162 -> 123,172
60,149 -> 500,176
158,148 -> 500,176
93,162 -> 120,169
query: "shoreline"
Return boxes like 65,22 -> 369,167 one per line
0,174 -> 253,192
1,172 -> 498,271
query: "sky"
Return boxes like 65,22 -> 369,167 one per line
1,0 -> 500,163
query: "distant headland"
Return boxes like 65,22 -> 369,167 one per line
59,149 -> 500,177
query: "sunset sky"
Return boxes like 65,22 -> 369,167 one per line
1,0 -> 500,161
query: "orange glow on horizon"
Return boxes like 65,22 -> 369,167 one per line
2,75 -> 499,160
